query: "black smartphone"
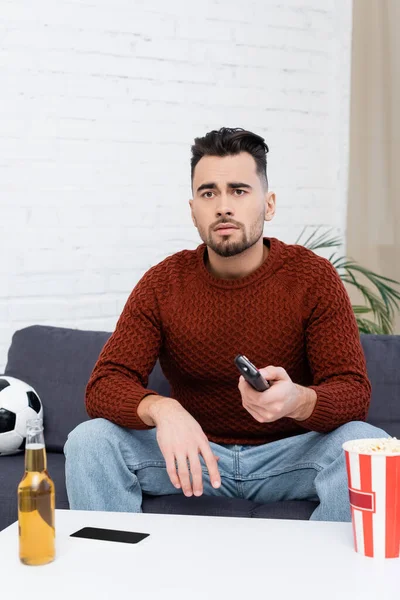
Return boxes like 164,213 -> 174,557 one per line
70,526 -> 150,545
234,354 -> 270,392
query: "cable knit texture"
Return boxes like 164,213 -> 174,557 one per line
86,237 -> 371,445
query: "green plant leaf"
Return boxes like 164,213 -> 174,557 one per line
341,263 -> 400,317
352,305 -> 373,314
355,317 -> 387,334
295,227 -> 343,250
296,227 -> 400,334
340,276 -> 394,333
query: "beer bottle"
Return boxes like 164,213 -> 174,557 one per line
18,418 -> 55,565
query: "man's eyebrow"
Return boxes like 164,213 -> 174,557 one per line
228,182 -> 252,189
196,182 -> 217,193
196,182 -> 252,193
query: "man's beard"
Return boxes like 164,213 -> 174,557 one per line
198,213 -> 265,258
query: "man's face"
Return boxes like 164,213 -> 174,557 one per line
189,152 -> 275,257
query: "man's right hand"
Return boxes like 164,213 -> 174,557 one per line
139,396 -> 221,497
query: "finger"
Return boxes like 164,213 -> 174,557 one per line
176,453 -> 192,496
164,453 -> 181,489
246,406 -> 266,423
238,375 -> 250,393
248,401 -> 278,423
188,453 -> 204,496
259,365 -> 288,382
238,377 -> 259,398
201,444 -> 221,489
242,401 -> 265,422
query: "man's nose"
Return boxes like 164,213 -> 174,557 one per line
215,196 -> 234,217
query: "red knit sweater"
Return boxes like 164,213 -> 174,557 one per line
86,237 -> 371,445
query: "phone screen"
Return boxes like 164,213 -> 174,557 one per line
70,526 -> 150,545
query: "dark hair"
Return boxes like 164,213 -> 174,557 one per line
191,127 -> 269,188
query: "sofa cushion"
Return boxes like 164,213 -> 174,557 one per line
4,325 -> 171,452
141,493 -> 317,519
360,334 -> 400,438
0,452 -> 68,531
142,493 -> 260,518
250,499 -> 318,519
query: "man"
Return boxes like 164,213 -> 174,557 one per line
64,127 -> 387,521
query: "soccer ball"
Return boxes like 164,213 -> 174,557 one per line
0,376 -> 43,456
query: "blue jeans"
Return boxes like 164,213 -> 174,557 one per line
64,419 -> 387,522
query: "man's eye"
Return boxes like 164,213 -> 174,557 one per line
234,189 -> 245,196
203,191 -> 214,198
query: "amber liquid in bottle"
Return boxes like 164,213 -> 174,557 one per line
18,419 -> 55,565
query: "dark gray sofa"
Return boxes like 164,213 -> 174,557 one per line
1,325 -> 399,531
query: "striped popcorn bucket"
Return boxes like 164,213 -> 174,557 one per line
343,439 -> 400,558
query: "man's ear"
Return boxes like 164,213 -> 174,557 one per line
189,198 -> 197,227
264,191 -> 276,222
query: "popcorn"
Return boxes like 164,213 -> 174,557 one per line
343,437 -> 400,558
344,437 -> 400,455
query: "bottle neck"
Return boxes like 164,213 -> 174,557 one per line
25,429 -> 47,472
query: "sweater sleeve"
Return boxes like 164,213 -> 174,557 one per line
85,267 -> 163,429
295,259 -> 371,433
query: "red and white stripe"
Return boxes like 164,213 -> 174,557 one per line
345,450 -> 400,558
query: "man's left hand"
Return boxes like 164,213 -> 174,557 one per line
238,366 -> 317,423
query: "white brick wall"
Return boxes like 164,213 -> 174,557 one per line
0,0 -> 352,371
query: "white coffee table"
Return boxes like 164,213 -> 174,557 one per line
0,509 -> 398,599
